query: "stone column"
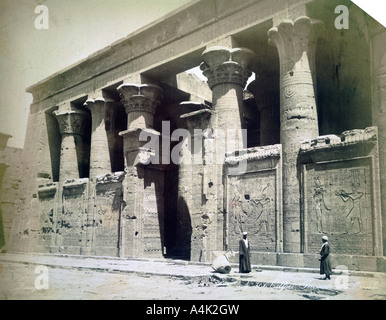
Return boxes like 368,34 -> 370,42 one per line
118,83 -> 162,131
371,28 -> 386,254
200,46 -> 254,230
117,83 -> 163,258
247,75 -> 280,146
84,96 -> 112,178
117,83 -> 163,166
53,106 -> 89,182
178,104 -> 212,261
268,16 -> 323,252
200,46 -> 254,153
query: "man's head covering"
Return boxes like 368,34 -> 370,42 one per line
243,232 -> 248,236
322,235 -> 328,241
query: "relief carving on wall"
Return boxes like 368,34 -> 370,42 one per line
306,165 -> 373,255
228,171 -> 276,252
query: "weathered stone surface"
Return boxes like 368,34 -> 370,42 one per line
300,127 -> 383,258
53,105 -> 90,182
3,0 -> 385,272
84,96 -> 112,178
225,145 -> 283,253
268,16 -> 323,253
118,83 -> 163,130
0,134 -> 23,252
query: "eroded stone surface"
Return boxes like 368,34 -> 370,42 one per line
1,1 -> 385,273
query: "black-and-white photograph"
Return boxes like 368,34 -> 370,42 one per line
0,0 -> 385,306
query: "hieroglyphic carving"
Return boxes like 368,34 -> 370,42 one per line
57,181 -> 88,247
142,182 -> 162,254
94,185 -> 122,251
305,161 -> 373,255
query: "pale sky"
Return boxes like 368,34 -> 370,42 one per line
0,0 -> 192,148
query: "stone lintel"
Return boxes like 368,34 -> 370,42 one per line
26,0 -> 317,105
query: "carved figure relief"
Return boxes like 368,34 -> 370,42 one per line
335,184 -> 364,234
228,172 -> 276,252
312,177 -> 332,233
242,184 -> 272,234
306,164 -> 372,255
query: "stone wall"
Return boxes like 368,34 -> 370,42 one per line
300,127 -> 383,257
225,145 -> 283,253
34,173 -> 125,257
5,0 -> 386,272
0,134 -> 23,252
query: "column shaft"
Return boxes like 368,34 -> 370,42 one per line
117,83 -> 163,258
268,16 -> 322,252
201,47 -> 254,153
372,32 -> 386,254
248,76 -> 280,146
212,83 -> 245,152
59,134 -> 80,181
85,98 -> 112,178
117,83 -> 162,131
200,46 -> 254,254
53,108 -> 89,182
179,106 -> 212,261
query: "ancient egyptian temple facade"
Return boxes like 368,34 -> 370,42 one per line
4,0 -> 386,272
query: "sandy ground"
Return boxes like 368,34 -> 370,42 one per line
0,260 -> 384,301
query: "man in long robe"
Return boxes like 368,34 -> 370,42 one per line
239,232 -> 251,273
319,235 -> 332,280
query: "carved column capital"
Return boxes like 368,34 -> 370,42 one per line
268,16 -> 323,74
180,102 -> 212,133
200,46 -> 255,89
84,96 -> 117,128
117,83 -> 163,130
53,109 -> 89,136
84,95 -> 116,178
84,96 -> 111,111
